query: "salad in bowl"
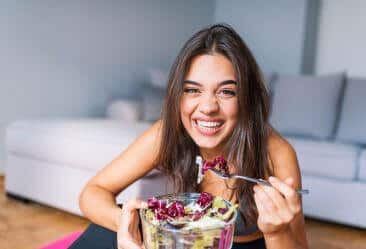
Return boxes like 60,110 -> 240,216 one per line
139,192 -> 238,249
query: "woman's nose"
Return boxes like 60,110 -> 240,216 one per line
198,94 -> 219,114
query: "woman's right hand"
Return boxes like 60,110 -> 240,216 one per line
117,198 -> 148,249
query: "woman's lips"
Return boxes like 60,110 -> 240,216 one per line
193,119 -> 223,136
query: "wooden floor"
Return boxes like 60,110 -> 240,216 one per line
1,175 -> 366,249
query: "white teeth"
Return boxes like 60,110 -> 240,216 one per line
197,120 -> 221,128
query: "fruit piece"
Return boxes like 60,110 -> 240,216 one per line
202,160 -> 216,174
190,210 -> 205,221
154,208 -> 168,220
221,204 -> 239,221
214,156 -> 228,172
212,196 -> 227,209
218,207 -> 228,214
148,197 -> 167,210
167,201 -> 185,218
197,192 -> 213,209
184,205 -> 193,213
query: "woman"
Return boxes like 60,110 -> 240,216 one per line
70,23 -> 309,249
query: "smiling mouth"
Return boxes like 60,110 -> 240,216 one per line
194,119 -> 224,135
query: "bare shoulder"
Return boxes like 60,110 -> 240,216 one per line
267,126 -> 302,188
86,120 -> 163,194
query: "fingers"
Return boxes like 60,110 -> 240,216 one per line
119,239 -> 143,249
118,230 -> 144,249
121,198 -> 147,233
268,176 -> 301,214
284,177 -> 294,187
253,187 -> 282,226
120,198 -> 145,231
253,192 -> 267,225
255,184 -> 295,224
253,176 -> 303,234
118,198 -> 147,249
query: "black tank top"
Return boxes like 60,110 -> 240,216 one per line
234,200 -> 259,236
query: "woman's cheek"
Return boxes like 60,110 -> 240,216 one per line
180,100 -> 196,129
181,98 -> 198,117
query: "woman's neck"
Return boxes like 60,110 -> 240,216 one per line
199,148 -> 224,161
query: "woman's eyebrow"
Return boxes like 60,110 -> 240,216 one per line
219,80 -> 237,86
183,80 -> 237,86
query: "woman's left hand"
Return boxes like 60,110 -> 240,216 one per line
253,176 -> 302,236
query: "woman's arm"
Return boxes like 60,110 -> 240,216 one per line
254,130 -> 309,249
78,121 -> 162,232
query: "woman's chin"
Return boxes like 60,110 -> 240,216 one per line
195,140 -> 222,152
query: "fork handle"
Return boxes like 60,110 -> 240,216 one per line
256,179 -> 309,195
262,182 -> 310,195
296,189 -> 310,195
230,174 -> 310,195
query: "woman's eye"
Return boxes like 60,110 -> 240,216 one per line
219,89 -> 236,97
183,88 -> 200,94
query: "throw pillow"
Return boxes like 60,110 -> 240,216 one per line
106,98 -> 141,122
269,73 -> 345,139
147,68 -> 168,88
141,84 -> 166,122
335,78 -> 366,144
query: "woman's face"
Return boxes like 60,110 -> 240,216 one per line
180,53 -> 239,158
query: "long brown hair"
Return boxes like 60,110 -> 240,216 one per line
156,23 -> 272,225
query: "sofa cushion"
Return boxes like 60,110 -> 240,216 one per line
335,78 -> 366,145
270,73 -> 345,139
358,149 -> 366,181
5,119 -> 152,172
286,136 -> 359,180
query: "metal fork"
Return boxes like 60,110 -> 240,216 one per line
209,168 -> 309,195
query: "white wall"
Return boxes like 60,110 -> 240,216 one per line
0,1 -> 214,173
214,0 -> 311,75
316,0 -> 366,77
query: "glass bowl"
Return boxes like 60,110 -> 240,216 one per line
139,192 -> 237,249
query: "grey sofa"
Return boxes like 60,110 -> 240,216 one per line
5,119 -> 170,215
5,72 -> 366,229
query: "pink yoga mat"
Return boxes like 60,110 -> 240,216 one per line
39,231 -> 82,249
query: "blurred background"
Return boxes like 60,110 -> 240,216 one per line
1,0 -> 366,172
1,1 -> 366,249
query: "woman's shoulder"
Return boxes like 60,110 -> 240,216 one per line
267,126 -> 301,184
81,120 -> 163,195
267,126 -> 296,158
133,120 -> 162,156
144,119 -> 163,142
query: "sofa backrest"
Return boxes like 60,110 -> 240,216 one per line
269,72 -> 345,140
